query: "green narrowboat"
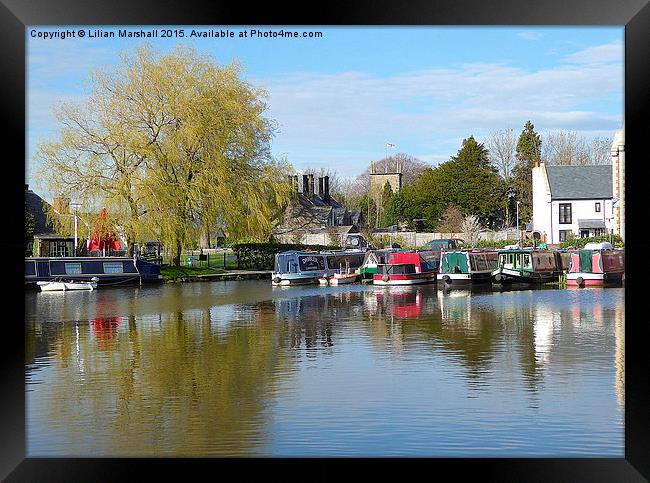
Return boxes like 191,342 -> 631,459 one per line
438,249 -> 498,285
492,249 -> 562,284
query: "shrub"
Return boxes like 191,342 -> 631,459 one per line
560,234 -> 623,249
232,242 -> 341,270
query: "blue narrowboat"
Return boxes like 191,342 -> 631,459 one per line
271,250 -> 366,286
25,256 -> 163,288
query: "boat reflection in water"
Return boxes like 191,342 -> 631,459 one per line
26,282 -> 624,457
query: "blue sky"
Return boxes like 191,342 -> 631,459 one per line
26,26 -> 623,196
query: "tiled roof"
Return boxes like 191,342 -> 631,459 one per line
546,165 -> 612,199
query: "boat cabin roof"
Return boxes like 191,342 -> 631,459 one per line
498,248 -> 552,254
276,250 -> 321,257
583,242 -> 614,250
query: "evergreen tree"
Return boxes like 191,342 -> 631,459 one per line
386,136 -> 503,229
512,120 -> 542,226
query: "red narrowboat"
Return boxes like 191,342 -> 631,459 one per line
372,251 -> 437,286
566,242 -> 624,287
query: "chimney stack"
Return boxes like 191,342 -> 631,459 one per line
302,174 -> 309,196
324,176 -> 330,203
318,177 -> 324,198
308,174 -> 315,198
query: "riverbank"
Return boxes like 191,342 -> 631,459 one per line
161,265 -> 271,283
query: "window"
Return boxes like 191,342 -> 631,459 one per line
103,262 -> 124,274
559,203 -> 572,224
559,230 -> 572,242
595,202 -> 601,213
48,240 -> 71,257
64,263 -> 82,274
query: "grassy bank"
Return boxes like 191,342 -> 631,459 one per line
160,265 -> 227,281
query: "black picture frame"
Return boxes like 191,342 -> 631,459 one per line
3,0 -> 648,480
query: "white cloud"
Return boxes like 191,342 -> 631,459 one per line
27,38 -> 623,185
517,31 -> 545,41
562,40 -> 623,65
260,51 -> 622,150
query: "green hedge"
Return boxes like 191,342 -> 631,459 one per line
472,239 -> 536,248
232,242 -> 341,270
560,234 -> 623,249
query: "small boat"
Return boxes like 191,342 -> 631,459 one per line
373,251 -> 437,286
492,248 -> 562,284
319,257 -> 362,286
566,242 -> 624,287
330,272 -> 360,285
438,249 -> 498,286
37,277 -> 99,292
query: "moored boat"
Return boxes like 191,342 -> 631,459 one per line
25,256 -> 162,288
438,249 -> 498,285
373,251 -> 437,286
329,272 -> 360,285
492,248 -> 561,284
566,242 -> 624,287
359,248 -> 403,280
272,250 -> 366,286
37,277 -> 99,291
272,251 -> 327,286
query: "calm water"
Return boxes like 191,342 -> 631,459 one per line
25,281 -> 625,457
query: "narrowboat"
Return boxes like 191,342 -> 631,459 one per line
272,250 -> 366,286
438,249 -> 498,285
491,249 -> 562,284
554,249 -> 572,274
566,242 -> 624,287
373,251 -> 437,286
272,251 -> 328,286
25,256 -> 162,288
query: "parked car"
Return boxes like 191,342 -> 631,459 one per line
423,238 -> 464,251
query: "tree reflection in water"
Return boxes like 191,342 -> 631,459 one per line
25,283 -> 625,457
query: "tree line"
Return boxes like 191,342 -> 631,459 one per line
330,122 -> 613,233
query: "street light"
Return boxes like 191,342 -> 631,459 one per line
516,201 -> 521,248
70,202 -> 82,256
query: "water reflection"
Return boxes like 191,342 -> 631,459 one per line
26,282 -> 624,456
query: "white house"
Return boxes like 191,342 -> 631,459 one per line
611,128 -> 624,241
532,163 -> 613,244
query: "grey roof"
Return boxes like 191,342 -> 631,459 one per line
25,189 -> 55,235
578,219 -> 606,229
546,165 -> 612,200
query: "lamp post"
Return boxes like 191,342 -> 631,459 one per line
71,203 -> 82,256
516,201 -> 521,248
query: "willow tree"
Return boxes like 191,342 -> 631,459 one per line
36,45 -> 292,264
